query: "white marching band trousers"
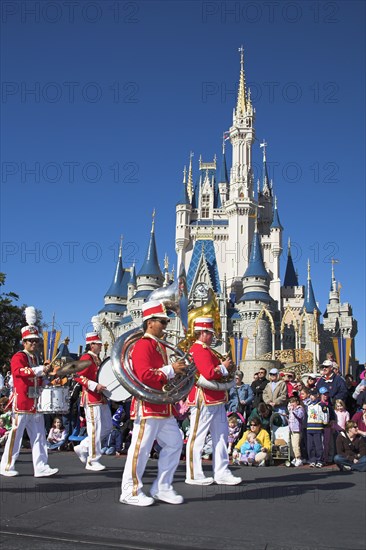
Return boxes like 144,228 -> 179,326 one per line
0,413 -> 48,474
186,402 -> 231,481
78,403 -> 112,463
120,415 -> 182,500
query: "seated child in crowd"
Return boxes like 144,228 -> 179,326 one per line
0,418 -> 9,446
227,414 -> 241,455
47,417 -> 67,450
240,432 -> 262,465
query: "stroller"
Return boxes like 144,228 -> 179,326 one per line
270,413 -> 291,466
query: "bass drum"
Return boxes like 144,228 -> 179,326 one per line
98,357 -> 131,402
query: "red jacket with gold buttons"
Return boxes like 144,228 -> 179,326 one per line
130,335 -> 176,419
10,351 -> 44,413
74,352 -> 107,406
187,341 -> 228,406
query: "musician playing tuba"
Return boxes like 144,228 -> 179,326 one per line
120,300 -> 187,507
185,317 -> 242,486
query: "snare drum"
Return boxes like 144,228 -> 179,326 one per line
98,357 -> 130,402
37,386 -> 70,414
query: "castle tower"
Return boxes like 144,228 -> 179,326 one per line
322,260 -> 358,362
268,197 -> 283,305
237,222 -> 274,358
224,47 -> 257,298
281,238 -> 304,349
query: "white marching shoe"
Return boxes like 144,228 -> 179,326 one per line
85,461 -> 105,472
34,466 -> 58,478
120,492 -> 155,507
150,488 -> 184,505
185,476 -> 214,486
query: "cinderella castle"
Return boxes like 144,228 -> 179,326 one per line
95,49 -> 358,374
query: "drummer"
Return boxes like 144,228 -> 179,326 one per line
0,310 -> 59,477
73,332 -> 112,471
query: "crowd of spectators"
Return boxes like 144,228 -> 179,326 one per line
1,356 -> 365,473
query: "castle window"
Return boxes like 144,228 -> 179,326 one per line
201,194 -> 210,218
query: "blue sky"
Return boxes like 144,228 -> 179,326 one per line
1,1 -> 365,362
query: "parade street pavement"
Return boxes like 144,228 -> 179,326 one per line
0,451 -> 365,550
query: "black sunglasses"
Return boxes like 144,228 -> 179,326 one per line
154,319 -> 168,326
27,339 -> 39,343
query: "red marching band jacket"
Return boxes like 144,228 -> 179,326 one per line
8,351 -> 45,413
130,335 -> 176,419
74,352 -> 107,407
187,341 -> 228,406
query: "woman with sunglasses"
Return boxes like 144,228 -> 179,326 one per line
233,418 -> 271,466
0,312 -> 58,478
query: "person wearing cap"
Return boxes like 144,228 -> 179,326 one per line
262,368 -> 288,416
0,315 -> 58,478
316,360 -> 348,404
73,332 -> 112,472
306,388 -> 329,467
185,317 -> 242,486
120,300 -> 187,507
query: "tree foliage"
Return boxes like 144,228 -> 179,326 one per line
0,273 -> 44,370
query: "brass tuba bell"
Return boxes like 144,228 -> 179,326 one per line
109,265 -> 196,404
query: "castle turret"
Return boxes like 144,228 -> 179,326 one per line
176,162 -> 192,267
238,223 -> 273,358
136,212 -> 164,297
99,236 -> 129,324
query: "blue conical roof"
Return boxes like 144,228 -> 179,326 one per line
303,264 -> 320,314
176,181 -> 190,205
284,247 -> 298,286
243,231 -> 269,279
219,149 -> 229,184
138,228 -> 163,277
104,250 -> 130,298
271,203 -> 283,230
129,264 -> 136,286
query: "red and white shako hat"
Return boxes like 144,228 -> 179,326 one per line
194,317 -> 215,333
142,300 -> 169,322
86,332 -> 102,345
21,306 -> 40,340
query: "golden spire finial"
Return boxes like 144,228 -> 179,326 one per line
236,45 -> 247,117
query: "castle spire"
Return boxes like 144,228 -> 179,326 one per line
283,237 -> 298,286
187,151 -> 194,202
138,211 -> 163,277
260,139 -> 271,194
270,196 -> 283,230
303,259 -> 320,314
236,45 -> 247,117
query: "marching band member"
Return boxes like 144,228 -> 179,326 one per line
120,300 -> 186,507
185,317 -> 242,486
0,307 -> 58,478
73,331 -> 112,471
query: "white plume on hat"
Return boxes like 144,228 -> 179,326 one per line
25,306 -> 37,325
91,315 -> 102,333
